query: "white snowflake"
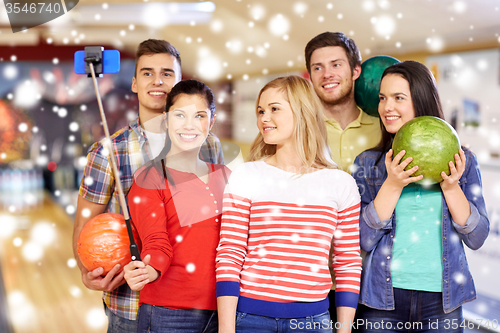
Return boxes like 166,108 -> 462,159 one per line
268,14 -> 290,37
30,222 -> 56,246
201,205 -> 210,215
470,184 -> 481,196
69,286 -> 82,298
66,205 -> 75,214
84,177 -> 94,186
67,258 -> 77,268
334,230 -> 343,239
310,264 -> 320,273
290,233 -> 300,243
69,122 -> 79,132
13,237 -> 23,247
452,272 -> 466,285
186,263 -> 196,273
373,15 -> 396,37
381,245 -> 391,256
249,4 -> 265,20
293,2 -> 308,16
86,307 -> 107,329
3,64 -> 18,80
22,241 -> 44,262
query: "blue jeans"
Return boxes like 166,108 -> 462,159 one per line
356,288 -> 463,332
137,303 -> 218,333
235,311 -> 331,333
104,302 -> 137,333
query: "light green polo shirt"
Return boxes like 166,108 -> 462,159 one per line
325,108 -> 382,174
392,183 -> 443,292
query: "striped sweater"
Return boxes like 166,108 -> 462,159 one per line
215,161 -> 362,318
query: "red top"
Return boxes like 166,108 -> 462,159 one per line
128,162 -> 230,310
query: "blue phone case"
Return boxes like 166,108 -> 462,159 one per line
74,49 -> 120,74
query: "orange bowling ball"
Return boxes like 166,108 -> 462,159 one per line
77,213 -> 132,276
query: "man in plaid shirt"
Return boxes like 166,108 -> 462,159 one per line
72,39 -> 224,332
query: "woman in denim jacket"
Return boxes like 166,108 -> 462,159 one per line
352,61 -> 489,332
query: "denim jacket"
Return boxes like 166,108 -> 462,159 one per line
352,148 -> 489,314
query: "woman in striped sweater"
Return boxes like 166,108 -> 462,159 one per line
216,75 -> 362,333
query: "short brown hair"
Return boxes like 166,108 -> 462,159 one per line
305,32 -> 361,75
134,39 -> 181,77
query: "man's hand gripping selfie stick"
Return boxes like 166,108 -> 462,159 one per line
84,48 -> 142,262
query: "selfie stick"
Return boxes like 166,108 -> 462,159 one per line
84,51 -> 142,262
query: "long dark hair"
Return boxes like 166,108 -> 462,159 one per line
147,79 -> 215,186
372,61 -> 445,164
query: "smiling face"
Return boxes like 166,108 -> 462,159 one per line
379,74 -> 416,134
309,46 -> 360,106
131,53 -> 179,115
256,87 -> 295,149
166,93 -> 214,156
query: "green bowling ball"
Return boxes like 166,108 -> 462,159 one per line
392,116 -> 461,185
355,55 -> 400,117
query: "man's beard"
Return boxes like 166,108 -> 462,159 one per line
321,84 -> 354,107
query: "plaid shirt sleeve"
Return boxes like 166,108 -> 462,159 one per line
78,126 -> 140,320
79,141 -> 115,206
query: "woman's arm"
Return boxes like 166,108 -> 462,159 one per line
337,307 -> 356,333
215,192 -> 249,331
353,155 -> 389,252
442,149 -> 489,249
353,151 -> 420,251
332,174 -> 362,333
215,166 -> 252,332
217,296 -> 239,333
128,169 -> 174,282
373,149 -> 423,220
440,149 -> 470,226
123,254 -> 158,291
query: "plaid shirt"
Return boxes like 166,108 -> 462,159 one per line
79,117 -> 224,320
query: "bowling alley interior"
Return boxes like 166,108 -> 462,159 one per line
1,0 -> 500,332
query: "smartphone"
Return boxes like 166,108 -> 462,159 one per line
74,48 -> 120,75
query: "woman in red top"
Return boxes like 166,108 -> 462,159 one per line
124,80 -> 230,333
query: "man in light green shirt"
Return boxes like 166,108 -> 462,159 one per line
305,32 -> 382,330
305,32 -> 381,174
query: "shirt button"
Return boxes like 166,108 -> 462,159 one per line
215,219 -> 219,222
214,201 -> 217,204
390,235 -> 394,238
210,193 -> 214,196
443,258 -> 447,261
206,187 -> 209,190
386,278 -> 390,281
216,210 -> 219,213
387,256 -> 390,260
444,280 -> 448,283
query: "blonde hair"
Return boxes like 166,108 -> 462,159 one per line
248,75 -> 337,173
